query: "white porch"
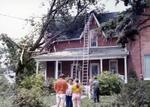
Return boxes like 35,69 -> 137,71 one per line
34,46 -> 129,83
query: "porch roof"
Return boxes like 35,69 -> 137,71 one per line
34,46 -> 129,61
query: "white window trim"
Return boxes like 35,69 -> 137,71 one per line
90,30 -> 98,47
144,78 -> 150,80
90,63 -> 100,78
143,55 -> 150,80
109,60 -> 118,74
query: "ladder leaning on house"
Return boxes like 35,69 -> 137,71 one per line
72,60 -> 79,79
82,14 -> 91,85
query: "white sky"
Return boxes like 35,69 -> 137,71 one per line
0,0 -> 129,40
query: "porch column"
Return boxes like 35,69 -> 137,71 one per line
55,60 -> 59,79
124,56 -> 128,83
36,61 -> 39,74
100,59 -> 103,73
44,62 -> 47,81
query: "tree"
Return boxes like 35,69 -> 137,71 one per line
101,0 -> 150,47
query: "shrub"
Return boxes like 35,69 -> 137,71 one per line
43,78 -> 56,95
13,88 -> 46,107
117,79 -> 150,107
97,72 -> 123,95
128,69 -> 138,80
13,74 -> 46,107
20,74 -> 44,90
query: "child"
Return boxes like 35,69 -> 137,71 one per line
72,79 -> 82,107
66,78 -> 73,107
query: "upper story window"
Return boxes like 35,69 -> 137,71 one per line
90,29 -> 98,47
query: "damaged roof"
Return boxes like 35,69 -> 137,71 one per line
56,12 -> 118,40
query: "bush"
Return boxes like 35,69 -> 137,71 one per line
13,74 -> 46,107
117,79 -> 150,107
43,78 -> 56,95
13,88 -> 46,107
97,72 -> 123,95
20,74 -> 44,91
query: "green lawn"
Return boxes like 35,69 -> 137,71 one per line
40,94 -> 56,106
81,96 -> 120,107
42,95 -> 119,107
0,94 -> 119,107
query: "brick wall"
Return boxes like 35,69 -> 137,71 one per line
127,8 -> 150,79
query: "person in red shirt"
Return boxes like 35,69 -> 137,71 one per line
54,74 -> 68,107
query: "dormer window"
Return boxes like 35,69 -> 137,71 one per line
90,29 -> 98,47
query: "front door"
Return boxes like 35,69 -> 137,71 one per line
90,63 -> 99,78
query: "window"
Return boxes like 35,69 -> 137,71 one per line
90,63 -> 99,78
144,55 -> 150,80
109,60 -> 118,73
90,30 -> 98,47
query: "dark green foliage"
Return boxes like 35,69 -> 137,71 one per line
117,80 -> 150,107
128,69 -> 138,80
13,74 -> 46,107
117,69 -> 150,106
13,89 -> 46,107
97,72 -> 123,95
43,78 -> 56,94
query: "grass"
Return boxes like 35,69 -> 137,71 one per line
40,94 -> 56,106
81,96 -> 120,107
0,94 -> 119,107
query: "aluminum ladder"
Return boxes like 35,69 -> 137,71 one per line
82,14 -> 91,85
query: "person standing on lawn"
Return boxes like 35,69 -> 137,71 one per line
66,78 -> 73,107
86,78 -> 93,99
72,79 -> 82,107
54,74 -> 68,107
92,76 -> 100,103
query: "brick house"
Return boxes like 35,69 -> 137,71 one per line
34,8 -> 150,84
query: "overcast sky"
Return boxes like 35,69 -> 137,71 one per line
0,0 -> 129,40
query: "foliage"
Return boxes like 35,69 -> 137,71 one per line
0,33 -> 37,84
103,0 -> 150,48
43,78 -> 56,94
19,74 -> 44,94
13,74 -> 46,107
0,75 -> 15,96
128,69 -> 138,80
97,72 -> 123,95
13,88 -> 46,107
0,34 -> 21,70
117,80 -> 150,107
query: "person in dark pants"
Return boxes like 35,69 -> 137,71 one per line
92,76 -> 100,103
66,78 -> 73,107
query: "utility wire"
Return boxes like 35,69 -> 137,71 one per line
0,12 -> 29,21
0,12 -> 42,22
